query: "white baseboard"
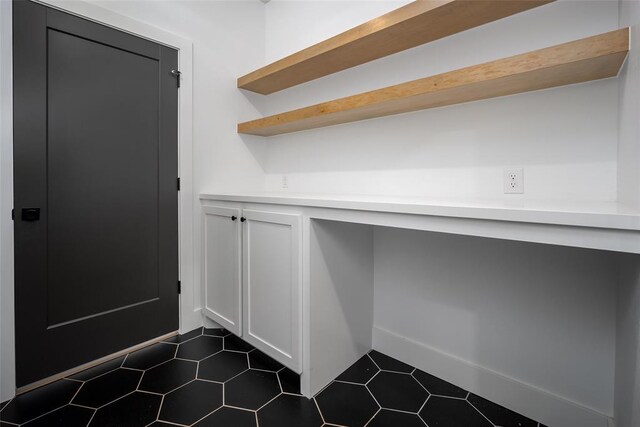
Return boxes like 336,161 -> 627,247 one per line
373,326 -> 612,427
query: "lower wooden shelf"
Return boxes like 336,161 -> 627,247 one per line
238,28 -> 629,137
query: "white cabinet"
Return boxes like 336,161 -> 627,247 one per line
242,209 -> 302,373
202,205 -> 242,336
202,204 -> 302,373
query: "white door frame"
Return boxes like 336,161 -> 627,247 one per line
0,0 -> 198,401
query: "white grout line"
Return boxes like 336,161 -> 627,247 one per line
255,392 -> 282,412
363,407 -> 381,427
418,394 -> 430,414
378,368 -> 414,375
221,368 -> 250,384
417,394 -> 432,427
223,347 -> 252,354
69,381 -> 85,403
365,369 -> 381,386
183,401 -> 223,426
85,408 -> 97,427
162,378 -> 197,396
135,370 -> 145,390
151,416 -> 186,427
383,406 -> 423,416
412,374 -> 431,394
173,356 -> 201,363
364,383 -> 382,409
69,403 -> 95,410
225,404 -> 257,413
314,396 -> 327,424
366,352 -> 381,371
7,402 -> 68,426
334,379 -> 368,387
153,394 -> 165,424
250,367 -> 281,374
121,367 -> 144,372
196,378 -> 224,386
467,398 -> 498,427
430,394 -> 468,401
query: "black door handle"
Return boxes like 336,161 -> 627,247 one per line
240,217 -> 246,222
231,216 -> 237,221
21,208 -> 40,221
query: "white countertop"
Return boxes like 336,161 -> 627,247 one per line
199,192 -> 640,231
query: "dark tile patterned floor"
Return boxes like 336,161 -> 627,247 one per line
0,327 -> 547,427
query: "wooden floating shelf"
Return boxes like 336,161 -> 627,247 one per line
238,28 -> 630,137
238,0 -> 554,94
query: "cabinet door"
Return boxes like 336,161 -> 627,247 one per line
203,205 -> 242,335
242,209 -> 302,372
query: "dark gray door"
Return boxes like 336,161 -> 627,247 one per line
13,1 -> 179,387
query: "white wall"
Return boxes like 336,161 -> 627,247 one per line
618,0 -> 640,210
373,227 -> 617,423
260,0 -> 619,202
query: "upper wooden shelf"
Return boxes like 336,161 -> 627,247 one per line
238,28 -> 629,137
238,0 -> 554,94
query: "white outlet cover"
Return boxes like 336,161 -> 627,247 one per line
504,167 -> 524,194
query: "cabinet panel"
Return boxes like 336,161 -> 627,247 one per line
203,205 -> 242,335
243,209 -> 302,372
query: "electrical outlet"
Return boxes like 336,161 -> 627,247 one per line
282,175 -> 289,189
504,168 -> 523,194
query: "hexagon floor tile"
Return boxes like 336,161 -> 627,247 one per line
198,350 -> 248,382
176,335 -> 223,361
413,368 -> 467,398
90,391 -> 161,427
159,380 -> 223,425
258,394 -> 322,427
367,371 -> 429,413
367,409 -> 428,427
22,405 -> 93,427
72,368 -> 142,408
194,406 -> 257,427
335,354 -> 379,384
122,342 -> 176,370
139,359 -> 197,394
0,379 -> 81,424
315,382 -> 378,427
420,396 -> 493,427
225,370 -> 281,410
3,328 -> 548,427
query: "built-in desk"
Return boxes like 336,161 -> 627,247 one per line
199,192 -> 638,427
200,193 -> 640,254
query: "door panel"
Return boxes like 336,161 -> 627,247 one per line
13,1 -> 179,387
242,210 -> 302,373
47,28 -> 160,325
203,205 -> 242,335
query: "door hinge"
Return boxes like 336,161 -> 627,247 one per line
11,209 -> 14,221
171,70 -> 181,88
177,280 -> 182,294
177,177 -> 181,191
